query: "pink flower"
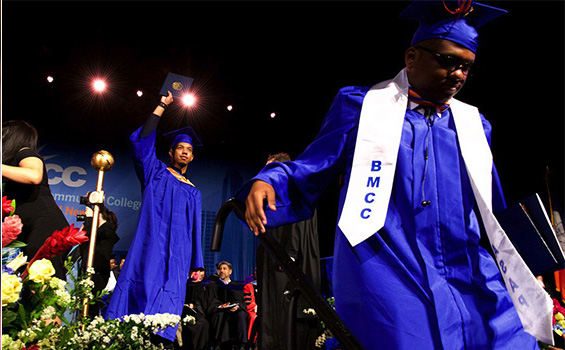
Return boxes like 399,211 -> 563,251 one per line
2,196 -> 14,218
2,215 -> 23,247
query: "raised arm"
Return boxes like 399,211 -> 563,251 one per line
152,91 -> 173,117
130,91 -> 174,186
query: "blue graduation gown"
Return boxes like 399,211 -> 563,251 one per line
236,86 -> 539,349
106,126 -> 203,341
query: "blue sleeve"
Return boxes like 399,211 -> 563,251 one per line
129,114 -> 165,188
235,86 -> 369,227
480,113 -> 507,211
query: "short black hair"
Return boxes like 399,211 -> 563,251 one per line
216,261 -> 233,270
189,267 -> 206,274
267,152 -> 291,163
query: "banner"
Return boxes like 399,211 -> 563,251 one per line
41,142 -> 258,280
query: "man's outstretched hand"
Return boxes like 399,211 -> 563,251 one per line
245,180 -> 276,235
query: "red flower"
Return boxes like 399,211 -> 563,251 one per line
2,215 -> 23,247
23,345 -> 40,350
22,224 -> 88,279
33,224 -> 88,261
2,196 -> 14,218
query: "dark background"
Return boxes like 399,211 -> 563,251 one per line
2,1 -> 564,256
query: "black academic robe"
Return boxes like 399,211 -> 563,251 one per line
256,211 -> 321,350
180,280 -> 210,350
207,279 -> 248,346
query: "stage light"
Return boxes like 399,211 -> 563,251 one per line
270,112 -> 276,118
182,93 -> 196,107
92,79 -> 107,93
227,105 -> 233,111
46,76 -> 54,83
136,90 -> 143,97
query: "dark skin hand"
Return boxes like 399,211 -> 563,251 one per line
245,180 -> 276,235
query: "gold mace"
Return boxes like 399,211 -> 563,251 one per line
81,150 -> 114,319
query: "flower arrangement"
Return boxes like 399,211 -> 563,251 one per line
303,297 -> 342,349
1,196 -> 195,349
2,196 -> 22,249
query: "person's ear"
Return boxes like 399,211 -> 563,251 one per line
169,149 -> 173,158
405,47 -> 417,72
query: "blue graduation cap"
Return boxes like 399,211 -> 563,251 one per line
399,0 -> 507,53
163,126 -> 203,149
159,72 -> 194,98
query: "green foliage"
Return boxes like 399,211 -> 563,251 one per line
2,256 -> 195,349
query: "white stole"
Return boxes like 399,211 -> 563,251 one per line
338,69 -> 408,246
338,69 -> 553,344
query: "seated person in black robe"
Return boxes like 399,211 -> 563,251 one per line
178,267 -> 210,350
207,261 -> 248,350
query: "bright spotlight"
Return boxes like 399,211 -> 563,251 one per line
270,112 -> 276,118
227,105 -> 233,111
92,79 -> 107,92
136,90 -> 143,97
182,93 -> 196,107
46,76 -> 54,83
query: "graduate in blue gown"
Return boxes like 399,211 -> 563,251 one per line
106,91 -> 204,342
237,2 -> 542,349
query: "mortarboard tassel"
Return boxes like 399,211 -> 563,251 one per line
443,0 -> 473,16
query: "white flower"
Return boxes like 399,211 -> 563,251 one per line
41,306 -> 56,319
37,337 -> 57,349
55,289 -> 71,305
6,252 -> 28,271
2,335 -> 13,347
90,315 -> 105,327
49,276 -> 67,290
130,326 -> 139,340
82,331 -> 91,343
7,338 -> 24,350
303,308 -> 316,316
183,315 -> 196,325
87,267 -> 95,274
17,329 -> 26,339
79,278 -> 95,289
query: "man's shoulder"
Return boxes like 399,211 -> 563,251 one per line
327,85 -> 372,117
335,86 -> 372,99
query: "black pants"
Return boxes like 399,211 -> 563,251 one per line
209,309 -> 248,346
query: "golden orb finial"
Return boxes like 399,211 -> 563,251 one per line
91,150 -> 115,171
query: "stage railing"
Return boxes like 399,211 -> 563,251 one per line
211,198 -> 364,350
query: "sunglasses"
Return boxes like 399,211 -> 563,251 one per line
415,46 -> 474,75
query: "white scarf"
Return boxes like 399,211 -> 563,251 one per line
338,69 -> 553,344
